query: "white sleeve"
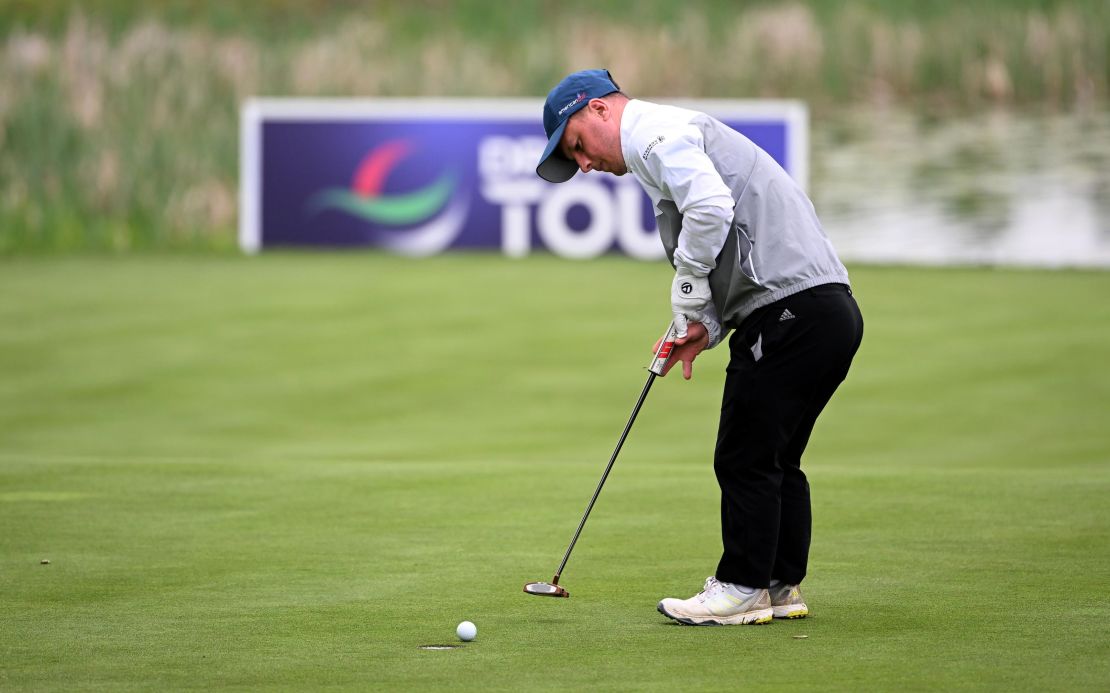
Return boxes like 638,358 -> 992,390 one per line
639,127 -> 735,276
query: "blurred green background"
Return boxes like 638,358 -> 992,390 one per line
1,0 -> 1106,252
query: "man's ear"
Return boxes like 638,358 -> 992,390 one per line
588,98 -> 610,120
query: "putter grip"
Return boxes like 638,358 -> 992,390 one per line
648,322 -> 679,376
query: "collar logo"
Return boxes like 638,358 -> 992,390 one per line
642,135 -> 666,160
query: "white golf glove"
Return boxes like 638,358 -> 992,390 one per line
670,268 -> 712,339
700,302 -> 724,350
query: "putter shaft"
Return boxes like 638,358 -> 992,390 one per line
553,371 -> 657,583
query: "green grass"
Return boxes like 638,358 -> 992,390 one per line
1,255 -> 1108,690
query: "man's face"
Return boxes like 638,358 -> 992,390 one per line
559,99 -> 627,176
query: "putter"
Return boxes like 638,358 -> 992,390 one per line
524,321 -> 680,598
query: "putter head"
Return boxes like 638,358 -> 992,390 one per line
523,581 -> 570,598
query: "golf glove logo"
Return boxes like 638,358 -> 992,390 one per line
671,270 -> 711,339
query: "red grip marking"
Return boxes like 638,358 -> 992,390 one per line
658,342 -> 674,359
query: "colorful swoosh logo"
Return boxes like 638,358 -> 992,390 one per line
306,140 -> 457,225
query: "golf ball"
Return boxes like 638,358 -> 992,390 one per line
456,620 -> 477,642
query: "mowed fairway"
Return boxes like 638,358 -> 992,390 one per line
1,255 -> 1107,691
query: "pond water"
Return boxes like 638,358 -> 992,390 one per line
811,109 -> 1110,269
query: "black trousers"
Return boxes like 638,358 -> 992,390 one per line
714,283 -> 863,588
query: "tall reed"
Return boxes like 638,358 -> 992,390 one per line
0,1 -> 1105,251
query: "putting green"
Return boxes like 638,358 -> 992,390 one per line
1,255 -> 1107,690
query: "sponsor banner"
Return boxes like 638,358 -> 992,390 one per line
239,99 -> 807,257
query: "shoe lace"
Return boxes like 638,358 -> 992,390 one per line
697,576 -> 722,602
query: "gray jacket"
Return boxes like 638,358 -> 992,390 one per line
621,100 -> 849,332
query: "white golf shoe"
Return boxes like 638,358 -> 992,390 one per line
769,581 -> 809,619
657,577 -> 773,626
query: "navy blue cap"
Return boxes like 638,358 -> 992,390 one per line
536,69 -> 620,183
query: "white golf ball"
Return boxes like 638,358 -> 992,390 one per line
456,620 -> 477,642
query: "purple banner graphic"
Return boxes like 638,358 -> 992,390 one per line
239,100 -> 807,257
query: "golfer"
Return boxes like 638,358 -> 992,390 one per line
537,69 -> 863,625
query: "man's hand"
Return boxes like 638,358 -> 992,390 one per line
671,269 -> 711,339
652,321 -> 710,380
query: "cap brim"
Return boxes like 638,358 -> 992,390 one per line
536,119 -> 578,183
